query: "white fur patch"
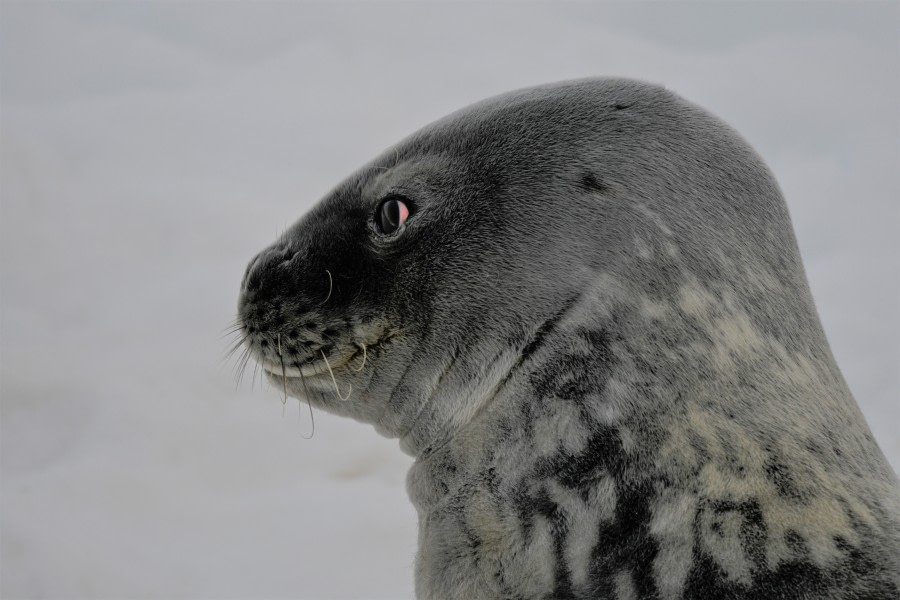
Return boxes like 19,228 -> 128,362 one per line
650,490 -> 697,599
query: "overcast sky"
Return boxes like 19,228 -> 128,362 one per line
2,2 -> 897,598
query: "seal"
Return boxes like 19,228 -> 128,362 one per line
236,78 -> 900,599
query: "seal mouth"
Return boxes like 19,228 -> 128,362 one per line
259,342 -> 370,381
254,328 -> 394,390
261,361 -> 321,379
261,350 -> 355,380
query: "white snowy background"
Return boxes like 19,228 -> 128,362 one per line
1,2 -> 897,599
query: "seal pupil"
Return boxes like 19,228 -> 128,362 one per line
383,200 -> 399,229
377,197 -> 408,234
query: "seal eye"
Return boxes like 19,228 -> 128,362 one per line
376,197 -> 410,235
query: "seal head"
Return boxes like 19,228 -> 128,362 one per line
238,78 -> 900,599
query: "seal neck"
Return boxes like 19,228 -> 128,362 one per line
396,345 -> 524,458
396,297 -> 581,458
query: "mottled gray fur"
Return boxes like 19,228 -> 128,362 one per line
237,78 -> 900,599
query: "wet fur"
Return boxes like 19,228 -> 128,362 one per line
238,78 -> 900,599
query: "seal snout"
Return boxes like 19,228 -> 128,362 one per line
239,244 -> 315,339
236,237 -> 367,390
240,240 -> 334,312
240,244 -> 302,299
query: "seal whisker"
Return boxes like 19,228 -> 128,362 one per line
352,344 -> 367,372
251,361 -> 261,391
297,369 -> 315,440
319,270 -> 333,306
229,345 -> 247,375
222,333 -> 249,363
233,346 -> 253,388
239,349 -> 253,386
321,350 -> 351,401
277,334 -> 288,407
221,315 -> 244,332
352,283 -> 364,304
220,324 -> 245,339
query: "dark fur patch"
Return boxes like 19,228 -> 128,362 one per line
683,507 -> 900,599
764,457 -> 806,502
530,328 -> 615,404
581,172 -> 608,194
532,487 -> 577,599
587,479 -> 660,598
553,428 -> 626,488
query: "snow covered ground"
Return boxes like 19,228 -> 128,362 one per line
1,3 -> 897,598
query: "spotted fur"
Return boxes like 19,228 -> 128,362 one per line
238,78 -> 900,599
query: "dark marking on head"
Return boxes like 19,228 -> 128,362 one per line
581,172 -> 608,194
